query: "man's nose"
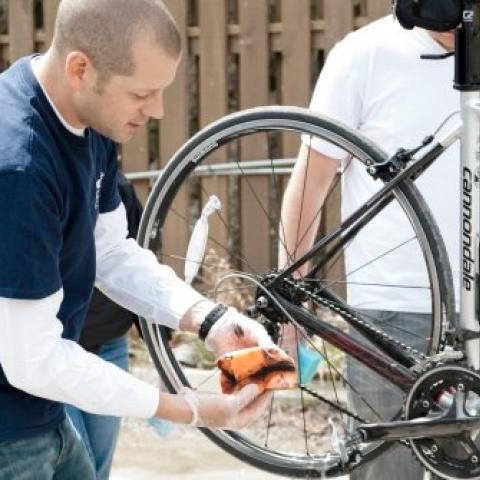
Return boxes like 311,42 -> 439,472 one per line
142,92 -> 164,120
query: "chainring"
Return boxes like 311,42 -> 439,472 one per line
404,365 -> 480,479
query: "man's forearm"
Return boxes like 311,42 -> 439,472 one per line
95,204 -> 204,329
178,298 -> 216,333
279,146 -> 338,275
0,291 -> 158,418
155,391 -> 193,423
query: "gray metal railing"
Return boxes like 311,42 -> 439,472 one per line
125,158 -> 296,182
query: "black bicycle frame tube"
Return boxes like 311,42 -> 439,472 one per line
308,193 -> 392,277
277,298 -> 416,391
317,288 -> 418,368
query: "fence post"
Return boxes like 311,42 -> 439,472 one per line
281,0 -> 310,156
323,0 -> 354,54
8,0 -> 34,62
239,0 -> 271,271
367,0 -> 392,22
42,0 -> 60,48
198,0 -> 229,250
159,0 -> 190,277
121,127 -> 150,204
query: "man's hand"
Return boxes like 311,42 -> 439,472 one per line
155,384 -> 272,430
205,307 -> 275,357
179,300 -> 275,357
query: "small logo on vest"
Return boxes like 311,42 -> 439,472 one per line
95,172 -> 105,211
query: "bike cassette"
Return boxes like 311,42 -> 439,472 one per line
404,365 -> 480,479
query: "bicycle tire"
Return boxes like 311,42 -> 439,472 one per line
137,106 -> 455,478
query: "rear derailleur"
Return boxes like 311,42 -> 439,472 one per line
244,273 -> 310,343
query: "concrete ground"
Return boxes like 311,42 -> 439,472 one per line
110,419 -> 314,480
113,335 -> 350,479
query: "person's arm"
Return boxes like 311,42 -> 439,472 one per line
0,291 -> 270,428
0,169 -> 268,427
279,36 -> 364,274
94,203 -> 205,329
94,204 -> 275,356
0,291 -> 159,417
279,145 -> 338,276
277,36 -> 364,360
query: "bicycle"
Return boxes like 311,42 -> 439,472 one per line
136,2 -> 480,479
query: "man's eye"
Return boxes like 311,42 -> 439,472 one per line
132,93 -> 149,100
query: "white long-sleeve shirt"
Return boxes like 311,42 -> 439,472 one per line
0,201 -> 203,418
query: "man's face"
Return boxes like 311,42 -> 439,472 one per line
74,38 -> 180,143
428,30 -> 456,52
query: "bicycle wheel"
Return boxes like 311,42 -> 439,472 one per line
137,106 -> 455,478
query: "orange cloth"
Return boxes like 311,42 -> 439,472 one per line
217,347 -> 297,394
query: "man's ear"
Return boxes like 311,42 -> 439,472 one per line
65,51 -> 97,92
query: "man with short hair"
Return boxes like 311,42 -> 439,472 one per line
279,14 -> 458,480
0,1 -> 273,478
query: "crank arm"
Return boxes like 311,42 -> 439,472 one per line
349,415 -> 480,444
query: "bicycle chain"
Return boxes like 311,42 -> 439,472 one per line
284,277 -> 428,363
281,277 -> 427,449
299,384 -> 367,424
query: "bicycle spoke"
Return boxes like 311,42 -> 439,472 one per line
167,206 -> 258,275
314,235 -> 421,297
290,319 -> 384,423
164,253 -> 255,276
268,134 -> 298,269
264,390 -> 276,448
232,157 -> 293,266
201,284 -> 258,297
292,157 -> 354,262
345,236 -> 418,279
301,278 -> 429,289
300,385 -> 310,455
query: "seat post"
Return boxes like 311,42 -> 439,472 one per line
455,0 -> 480,91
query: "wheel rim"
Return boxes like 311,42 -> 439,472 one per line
137,107 -> 452,477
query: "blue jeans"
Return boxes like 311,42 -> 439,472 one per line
0,417 -> 95,480
66,334 -> 129,480
348,310 -> 430,480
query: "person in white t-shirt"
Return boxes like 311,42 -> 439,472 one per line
279,16 -> 458,480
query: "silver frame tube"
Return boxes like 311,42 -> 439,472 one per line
460,91 -> 480,369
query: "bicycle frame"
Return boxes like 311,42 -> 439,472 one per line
270,125 -> 452,392
268,0 -> 480,442
457,0 -> 480,367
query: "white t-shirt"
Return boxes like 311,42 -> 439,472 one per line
307,15 -> 459,312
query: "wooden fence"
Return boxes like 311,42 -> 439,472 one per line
0,0 -> 391,277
